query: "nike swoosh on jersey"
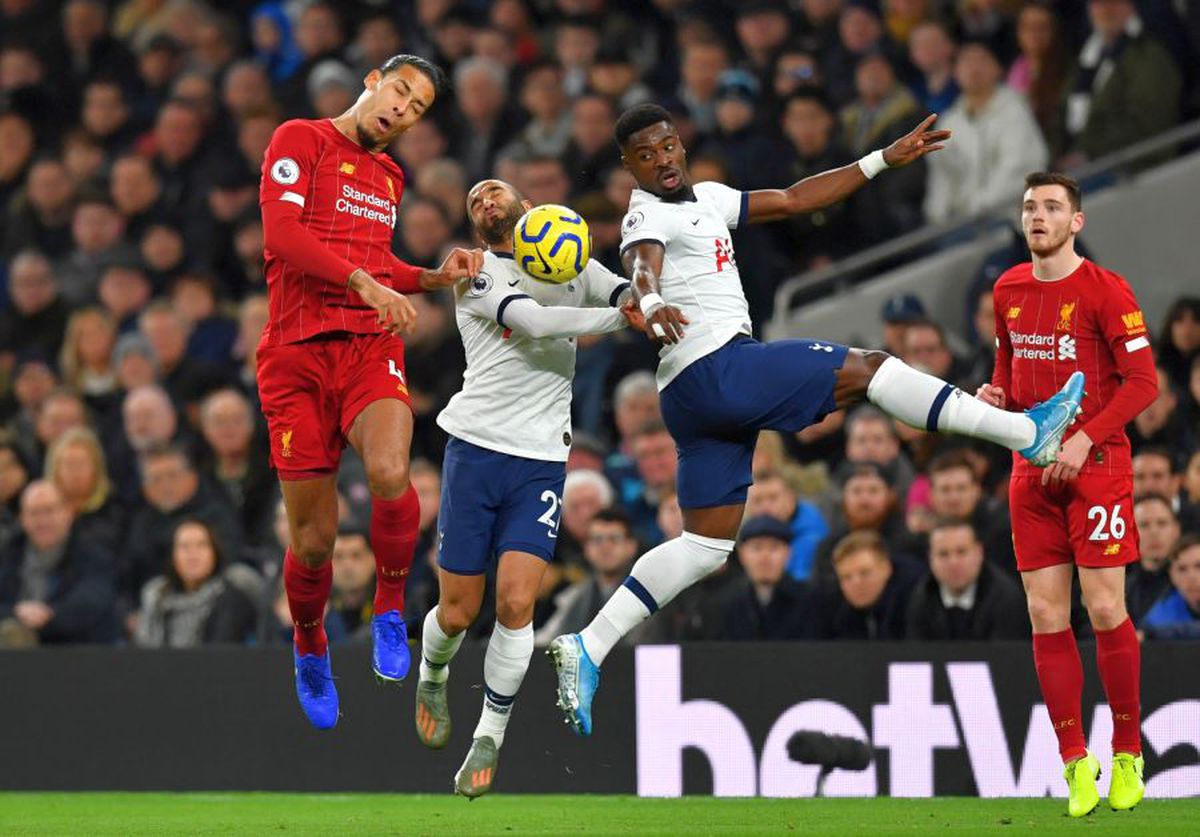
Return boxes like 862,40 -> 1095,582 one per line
508,279 -> 520,286
690,219 -> 699,225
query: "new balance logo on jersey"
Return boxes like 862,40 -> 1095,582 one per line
1058,334 -> 1076,361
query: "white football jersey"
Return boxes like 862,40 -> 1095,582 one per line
620,181 -> 752,388
437,250 -> 629,462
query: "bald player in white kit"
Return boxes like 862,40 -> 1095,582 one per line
414,179 -> 637,798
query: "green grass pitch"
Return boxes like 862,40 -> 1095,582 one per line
1,794 -> 1198,836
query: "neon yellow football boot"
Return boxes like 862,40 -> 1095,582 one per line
1108,752 -> 1145,811
1064,751 -> 1101,818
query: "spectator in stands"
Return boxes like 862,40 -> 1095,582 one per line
774,90 -> 856,267
657,487 -> 683,542
879,293 -> 927,356
1008,1 -> 1071,157
770,46 -> 824,104
561,93 -> 621,197
32,389 -> 87,470
560,469 -> 615,570
842,52 -> 926,242
536,509 -> 639,644
79,79 -> 136,159
704,69 -> 782,191
1182,449 -> 1200,533
1133,447 -> 1181,511
58,306 -> 117,411
134,518 -> 259,647
60,0 -> 139,97
221,60 -> 275,122
961,288 -> 997,390
720,515 -> 814,641
403,293 -> 466,460
1129,494 -> 1181,622
122,444 -> 241,600
1062,0 -> 1182,167
736,1 -> 794,78
0,479 -> 116,645
589,46 -> 652,112
4,353 -> 59,467
924,40 -> 1048,224
138,300 -> 227,411
118,176 -> 166,255
277,1 -> 346,116
3,157 -> 76,259
44,427 -> 122,554
677,39 -> 729,134
814,462 -> 908,582
1129,367 -> 1188,453
112,333 -> 158,396
1157,297 -> 1200,393
906,519 -> 1028,640
395,197 -> 454,267
452,57 -> 519,182
149,99 -> 213,221
96,262 -> 152,333
821,529 -> 916,640
325,525 -> 375,643
908,20 -> 959,115
0,443 -> 31,551
0,112 -> 36,229
903,319 -> 970,390
1,250 -> 68,364
57,192 -> 135,307
233,295 -> 268,401
171,274 -> 238,367
626,421 -> 677,546
306,59 -> 357,119
745,469 -> 829,581
838,404 -> 916,499
1141,535 -> 1200,640
198,389 -> 274,555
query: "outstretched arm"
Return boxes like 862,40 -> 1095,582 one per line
744,115 -> 951,223
620,241 -> 689,345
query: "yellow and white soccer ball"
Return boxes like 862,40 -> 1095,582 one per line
513,204 -> 591,284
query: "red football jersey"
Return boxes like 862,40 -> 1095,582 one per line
992,258 -> 1157,478
259,118 -> 407,346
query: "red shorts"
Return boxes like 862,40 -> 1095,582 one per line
1009,472 -> 1139,572
257,331 -> 411,480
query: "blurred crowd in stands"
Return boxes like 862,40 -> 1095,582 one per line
1,0 -> 1198,648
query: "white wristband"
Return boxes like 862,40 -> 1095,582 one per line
639,293 -> 665,316
857,149 -> 889,180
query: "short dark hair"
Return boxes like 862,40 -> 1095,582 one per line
379,54 -> 447,97
783,88 -> 833,115
1024,171 -> 1081,211
928,450 -> 980,483
1134,445 -> 1177,472
591,507 -> 633,536
928,517 -> 978,542
832,530 -> 889,567
633,419 -> 671,440
615,103 -> 674,146
1133,492 -> 1177,519
1170,533 -> 1200,564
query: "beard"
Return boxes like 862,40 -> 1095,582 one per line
478,204 -> 524,245
1028,225 -> 1072,257
354,121 -> 386,152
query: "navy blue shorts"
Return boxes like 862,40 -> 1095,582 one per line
660,336 -> 849,509
436,436 -> 565,575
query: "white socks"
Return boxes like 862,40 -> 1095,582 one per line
418,606 -> 464,684
867,356 -> 1036,450
579,531 -> 732,666
474,621 -> 534,748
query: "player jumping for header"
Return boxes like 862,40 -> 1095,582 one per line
549,103 -> 1085,737
415,179 -> 638,797
257,54 -> 482,729
982,172 -> 1157,816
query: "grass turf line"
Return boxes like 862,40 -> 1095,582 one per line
0,794 -> 1197,835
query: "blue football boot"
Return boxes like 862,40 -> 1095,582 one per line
547,634 -> 600,736
1020,371 -> 1086,467
294,648 -> 339,729
371,610 -> 411,682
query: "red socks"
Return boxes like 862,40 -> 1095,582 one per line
370,486 -> 420,615
1032,628 -> 1087,763
1095,617 -> 1142,756
284,548 -> 332,656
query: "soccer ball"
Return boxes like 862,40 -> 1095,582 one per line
513,204 -> 591,284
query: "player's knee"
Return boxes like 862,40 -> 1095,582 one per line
858,349 -> 892,375
1025,595 -> 1069,632
438,600 -> 478,635
840,349 -> 891,402
495,592 -> 536,629
366,458 -> 411,500
291,525 -> 335,566
1086,597 -> 1127,631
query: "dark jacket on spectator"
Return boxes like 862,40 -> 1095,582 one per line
121,483 -> 243,600
1141,590 -> 1200,640
905,562 -> 1029,640
815,560 -> 922,640
0,297 -> 69,361
0,531 -> 118,643
134,564 -> 261,647
1126,562 -> 1173,623
719,576 -> 818,640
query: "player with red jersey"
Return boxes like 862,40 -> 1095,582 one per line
257,54 -> 482,729
980,172 -> 1158,816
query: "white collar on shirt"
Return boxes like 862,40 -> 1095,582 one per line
940,581 -> 978,610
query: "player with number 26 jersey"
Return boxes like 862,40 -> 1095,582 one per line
993,256 -> 1157,570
